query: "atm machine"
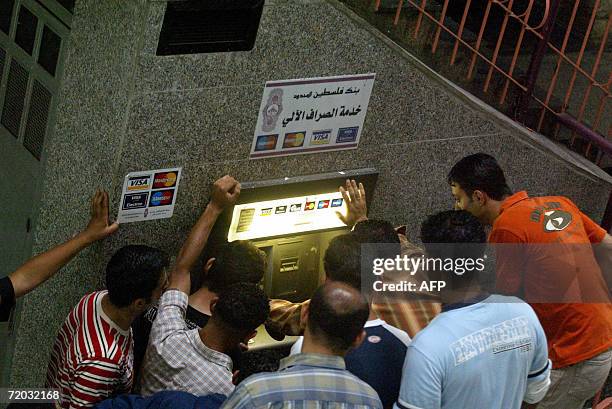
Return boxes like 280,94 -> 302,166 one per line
211,168 -> 378,349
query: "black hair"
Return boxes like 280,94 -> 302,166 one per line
105,245 -> 169,307
205,241 -> 266,293
308,283 -> 369,354
324,234 -> 362,290
213,283 -> 270,337
352,219 -> 400,244
353,218 -> 401,266
447,153 -> 512,200
420,210 -> 487,288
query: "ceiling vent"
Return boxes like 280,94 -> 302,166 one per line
156,0 -> 264,56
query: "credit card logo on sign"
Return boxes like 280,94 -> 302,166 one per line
149,189 -> 175,207
310,130 -> 331,145
290,203 -> 302,212
331,198 -> 343,207
283,132 -> 306,148
255,135 -> 278,151
122,193 -> 149,210
261,208 -> 273,216
336,127 -> 359,143
305,201 -> 316,211
127,175 -> 151,191
318,200 -> 330,209
275,206 -> 287,214
153,172 -> 178,189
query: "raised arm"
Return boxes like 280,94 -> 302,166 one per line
8,189 -> 118,298
337,179 -> 368,228
168,175 -> 241,294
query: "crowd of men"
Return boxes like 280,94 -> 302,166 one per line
1,153 -> 610,409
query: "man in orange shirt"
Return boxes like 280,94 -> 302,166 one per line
448,153 -> 612,409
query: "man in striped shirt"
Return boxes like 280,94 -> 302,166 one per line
46,245 -> 170,409
221,282 -> 382,409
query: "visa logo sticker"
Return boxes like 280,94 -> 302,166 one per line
127,175 -> 151,191
261,208 -> 273,216
149,189 -> 175,207
310,130 -> 331,145
122,193 -> 149,210
331,198 -> 343,207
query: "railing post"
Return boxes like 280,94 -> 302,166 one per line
514,0 -> 561,121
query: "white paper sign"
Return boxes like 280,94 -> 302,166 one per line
251,73 -> 376,159
117,167 -> 182,223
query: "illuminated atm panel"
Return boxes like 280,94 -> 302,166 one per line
228,191 -> 348,242
215,169 -> 377,301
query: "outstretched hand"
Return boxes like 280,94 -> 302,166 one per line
337,179 -> 368,228
210,175 -> 241,212
83,189 -> 119,242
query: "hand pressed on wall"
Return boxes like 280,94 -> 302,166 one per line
82,189 -> 119,243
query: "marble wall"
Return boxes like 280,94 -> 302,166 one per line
9,0 -> 611,386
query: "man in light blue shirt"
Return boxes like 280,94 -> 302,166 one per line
395,210 -> 551,409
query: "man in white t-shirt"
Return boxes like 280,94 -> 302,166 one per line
395,210 -> 551,409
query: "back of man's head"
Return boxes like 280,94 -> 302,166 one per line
420,210 -> 487,288
307,282 -> 369,354
352,219 -> 401,270
447,153 -> 512,200
205,241 -> 265,293
352,219 -> 400,244
106,245 -> 169,308
212,282 -> 270,340
323,234 -> 361,289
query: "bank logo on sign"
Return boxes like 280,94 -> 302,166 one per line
543,210 -> 573,232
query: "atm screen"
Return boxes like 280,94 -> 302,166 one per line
228,191 -> 347,241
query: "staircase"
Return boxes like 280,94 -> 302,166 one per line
340,0 -> 612,168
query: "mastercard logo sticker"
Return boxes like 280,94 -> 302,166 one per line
153,172 -> 178,189
305,201 -> 316,211
283,132 -> 306,149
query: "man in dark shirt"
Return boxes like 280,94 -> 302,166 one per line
131,206 -> 266,378
0,189 -> 117,321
